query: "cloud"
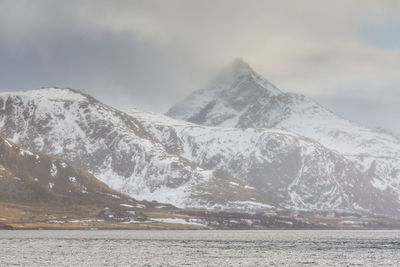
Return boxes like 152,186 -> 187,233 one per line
316,87 -> 400,133
0,0 -> 399,131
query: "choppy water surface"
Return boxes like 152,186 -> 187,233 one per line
1,230 -> 400,266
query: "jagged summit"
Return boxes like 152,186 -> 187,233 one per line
210,59 -> 281,94
229,58 -> 254,75
166,60 -> 282,126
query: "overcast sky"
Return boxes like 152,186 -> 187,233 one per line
0,0 -> 399,133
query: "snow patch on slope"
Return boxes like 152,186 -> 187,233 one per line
0,88 -> 88,102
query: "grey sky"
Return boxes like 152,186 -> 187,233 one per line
0,0 -> 399,132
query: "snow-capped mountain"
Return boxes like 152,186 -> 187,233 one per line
1,63 -> 400,218
167,59 -> 400,156
0,88 -> 268,210
167,59 -> 400,216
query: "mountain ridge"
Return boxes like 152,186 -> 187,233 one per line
1,60 -> 400,218
0,87 -> 273,211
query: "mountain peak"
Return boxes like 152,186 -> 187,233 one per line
213,59 -> 281,95
215,59 -> 256,85
231,58 -> 253,74
166,58 -> 282,126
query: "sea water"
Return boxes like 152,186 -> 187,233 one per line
1,230 -> 400,266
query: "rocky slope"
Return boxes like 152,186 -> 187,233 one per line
0,136 -> 399,230
0,136 -> 164,221
127,109 -> 400,217
0,136 -> 137,203
0,88 -> 269,210
2,136 -> 314,230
